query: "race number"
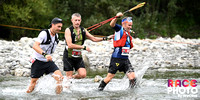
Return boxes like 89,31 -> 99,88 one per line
121,47 -> 130,56
72,49 -> 82,57
29,57 -> 36,63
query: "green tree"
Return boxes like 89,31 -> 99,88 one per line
0,0 -> 54,40
0,0 -> 199,40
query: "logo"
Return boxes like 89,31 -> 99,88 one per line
116,63 -> 119,67
167,79 -> 198,98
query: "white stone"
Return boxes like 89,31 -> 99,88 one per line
19,37 -> 29,44
0,36 -> 200,76
0,59 -> 4,64
0,69 -> 9,75
24,65 -> 31,69
15,68 -> 24,76
15,68 -> 30,77
19,59 -> 29,66
94,75 -> 102,82
158,68 -> 168,72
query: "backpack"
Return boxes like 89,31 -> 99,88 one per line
69,26 -> 86,45
40,29 -> 59,54
41,29 -> 59,44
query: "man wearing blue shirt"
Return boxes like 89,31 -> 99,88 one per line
98,12 -> 136,91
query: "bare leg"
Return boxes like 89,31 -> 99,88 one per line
64,71 -> 73,88
72,68 -> 86,79
26,78 -> 38,93
104,73 -> 115,83
127,72 -> 135,80
66,71 -> 73,79
52,70 -> 63,94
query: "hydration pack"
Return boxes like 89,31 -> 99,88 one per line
69,26 -> 86,45
41,29 -> 59,45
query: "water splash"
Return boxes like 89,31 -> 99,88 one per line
2,87 -> 27,96
26,57 -> 152,94
134,58 -> 153,87
1,76 -> 200,99
34,74 -> 57,95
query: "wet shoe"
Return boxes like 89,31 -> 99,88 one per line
98,87 -> 104,91
129,78 -> 137,88
98,80 -> 107,91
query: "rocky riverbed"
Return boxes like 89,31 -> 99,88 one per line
0,35 -> 199,77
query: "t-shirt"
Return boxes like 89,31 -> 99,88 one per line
112,24 -> 131,59
32,29 -> 58,62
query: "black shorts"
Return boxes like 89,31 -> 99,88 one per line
63,49 -> 85,71
108,58 -> 134,74
31,59 -> 59,78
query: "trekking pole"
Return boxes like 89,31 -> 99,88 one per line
122,2 -> 146,14
87,2 -> 145,32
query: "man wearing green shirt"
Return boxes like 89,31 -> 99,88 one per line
63,13 -> 113,79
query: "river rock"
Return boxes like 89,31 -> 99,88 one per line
82,53 -> 90,68
0,35 -> 200,77
94,75 -> 102,82
15,68 -> 30,77
0,69 -> 10,76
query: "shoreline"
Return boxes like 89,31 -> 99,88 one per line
0,35 -> 199,77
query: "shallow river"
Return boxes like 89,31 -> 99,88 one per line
0,68 -> 200,100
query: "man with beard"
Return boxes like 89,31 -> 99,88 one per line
27,18 -> 63,94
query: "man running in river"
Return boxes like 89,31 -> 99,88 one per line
63,13 -> 114,79
27,18 -> 63,94
98,12 -> 136,91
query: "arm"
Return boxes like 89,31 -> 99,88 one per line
85,30 -> 103,42
65,28 -> 91,51
86,29 -> 114,42
110,12 -> 123,27
32,40 -> 52,61
32,42 -> 43,55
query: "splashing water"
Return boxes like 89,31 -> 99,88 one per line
1,60 -> 200,99
34,74 -> 57,95
0,57 -> 153,99
133,58 -> 153,88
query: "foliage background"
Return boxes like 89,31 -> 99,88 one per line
0,0 -> 199,40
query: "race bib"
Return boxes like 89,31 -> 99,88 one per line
72,49 -> 81,57
29,57 -> 36,64
121,47 -> 130,56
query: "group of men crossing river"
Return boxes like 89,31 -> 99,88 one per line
26,12 -> 137,94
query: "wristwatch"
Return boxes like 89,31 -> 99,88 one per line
42,52 -> 47,57
83,46 -> 87,50
103,37 -> 108,40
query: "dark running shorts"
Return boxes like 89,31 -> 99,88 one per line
108,58 -> 134,74
63,49 -> 85,71
31,59 -> 59,78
